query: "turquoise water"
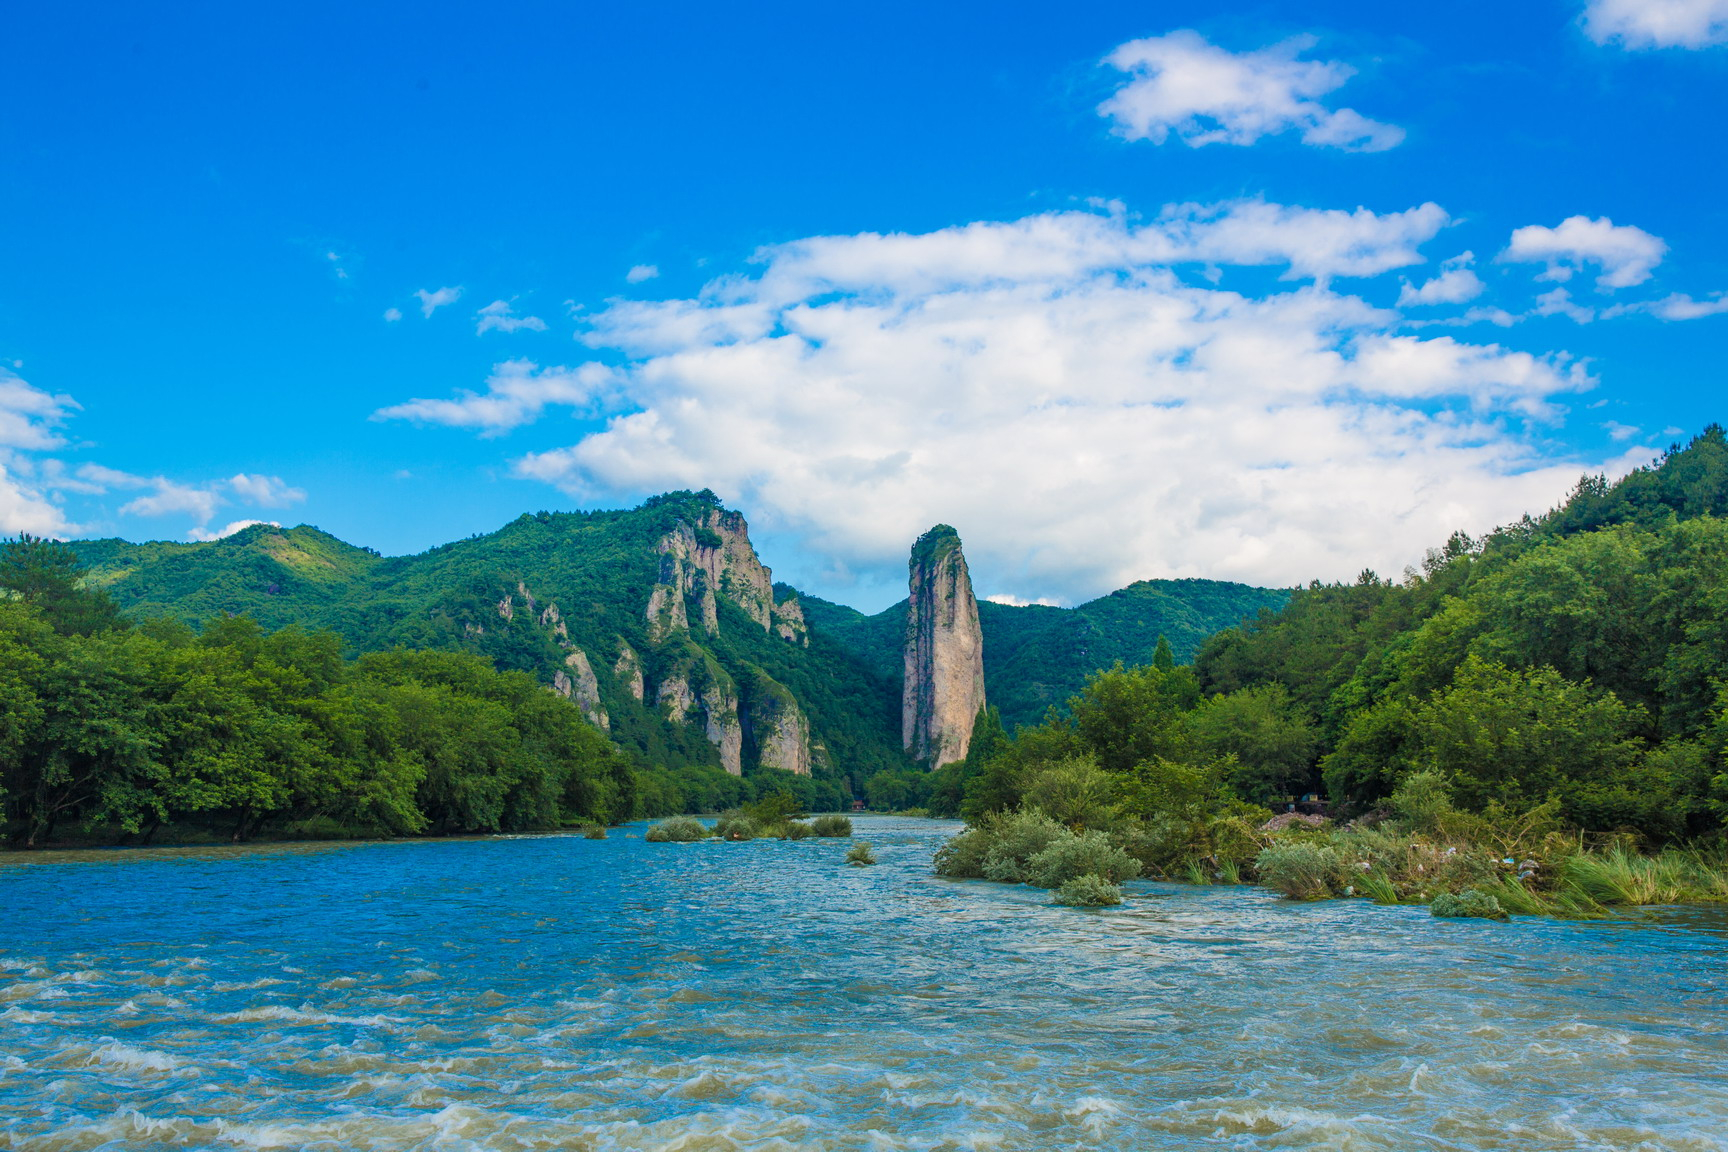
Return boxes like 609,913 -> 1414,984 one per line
3,815 -> 1727,1151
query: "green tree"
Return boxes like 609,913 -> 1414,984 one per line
0,534 -> 127,636
1186,683 -> 1319,805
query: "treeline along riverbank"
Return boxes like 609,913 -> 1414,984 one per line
0,536 -> 840,849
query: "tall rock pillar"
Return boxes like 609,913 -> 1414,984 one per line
902,524 -> 986,767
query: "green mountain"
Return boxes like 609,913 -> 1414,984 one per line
800,577 -> 1290,732
68,490 -> 1286,787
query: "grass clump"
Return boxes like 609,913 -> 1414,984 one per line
645,816 -> 708,843
582,824 -> 608,840
778,820 -> 814,840
1053,874 -> 1123,906
846,841 -> 877,866
810,814 -> 853,837
1255,842 -> 1349,900
1430,889 -> 1509,920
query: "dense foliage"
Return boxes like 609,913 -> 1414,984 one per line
0,560 -> 638,846
931,429 -> 1728,913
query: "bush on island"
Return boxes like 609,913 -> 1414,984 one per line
1430,889 -> 1509,920
1054,874 -> 1124,907
1026,830 -> 1142,889
712,813 -> 758,841
780,820 -> 814,840
980,810 -> 1070,883
811,814 -> 853,837
646,816 -> 708,843
846,841 -> 877,866
582,824 -> 608,840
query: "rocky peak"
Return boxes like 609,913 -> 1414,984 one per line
902,524 -> 986,767
644,506 -> 802,644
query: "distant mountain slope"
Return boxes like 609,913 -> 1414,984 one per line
71,494 -> 910,793
800,578 -> 1290,732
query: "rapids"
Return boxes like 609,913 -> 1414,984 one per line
2,816 -> 1725,1150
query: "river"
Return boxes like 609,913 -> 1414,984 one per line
2,816 -> 1725,1150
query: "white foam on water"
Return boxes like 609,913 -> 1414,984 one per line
87,1041 -> 187,1073
213,1003 -> 404,1027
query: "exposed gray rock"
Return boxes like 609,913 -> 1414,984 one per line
902,524 -> 986,767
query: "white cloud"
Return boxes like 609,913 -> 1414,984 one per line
118,480 -> 222,523
1602,421 -> 1640,441
1399,267 -> 1485,307
626,264 -> 660,283
475,299 -> 549,336
188,519 -> 279,542
415,286 -> 463,318
1582,0 -> 1728,47
0,369 -> 78,451
1099,30 -> 1404,152
376,202 -> 1628,601
1501,216 -> 1666,289
227,473 -> 306,507
1644,292 -> 1728,320
373,358 -> 616,436
384,307 -> 403,322
986,593 -> 1064,607
1535,287 -> 1597,323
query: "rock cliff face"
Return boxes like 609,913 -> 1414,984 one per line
745,670 -> 811,776
902,524 -> 986,767
646,509 -> 778,641
641,506 -> 811,772
553,649 -> 608,731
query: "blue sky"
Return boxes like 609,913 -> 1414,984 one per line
3,0 -> 1726,610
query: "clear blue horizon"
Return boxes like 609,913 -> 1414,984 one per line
3,0 -> 1725,611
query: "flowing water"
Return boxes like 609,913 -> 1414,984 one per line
2,816 -> 1726,1151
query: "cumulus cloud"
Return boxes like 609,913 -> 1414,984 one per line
1099,31 -> 1404,151
227,473 -> 306,507
1637,292 -> 1728,320
475,299 -> 549,336
1535,287 -> 1597,323
0,369 -> 78,451
415,286 -> 463,317
373,359 -> 616,436
188,519 -> 280,542
626,264 -> 660,283
1501,216 -> 1666,289
1399,262 -> 1485,307
1582,0 -> 1728,47
376,202 -> 1626,601
384,307 -> 403,322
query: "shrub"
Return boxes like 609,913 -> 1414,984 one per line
811,814 -> 853,837
712,813 -> 758,841
846,841 -> 877,866
1430,889 -> 1508,920
1025,830 -> 1142,889
779,820 -> 814,840
980,810 -> 1070,882
583,824 -> 608,840
1053,874 -> 1123,906
1256,842 -> 1349,900
645,815 -> 708,843
933,826 -> 994,878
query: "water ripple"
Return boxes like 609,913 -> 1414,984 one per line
3,817 -> 1727,1150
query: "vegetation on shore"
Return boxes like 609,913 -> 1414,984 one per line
928,430 -> 1728,916
645,799 -> 854,844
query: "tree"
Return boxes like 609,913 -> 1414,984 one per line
1187,683 -> 1319,805
0,535 -> 126,636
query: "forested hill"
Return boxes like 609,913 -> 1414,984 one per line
65,494 -> 1288,788
800,578 -> 1291,732
1178,425 -> 1728,839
